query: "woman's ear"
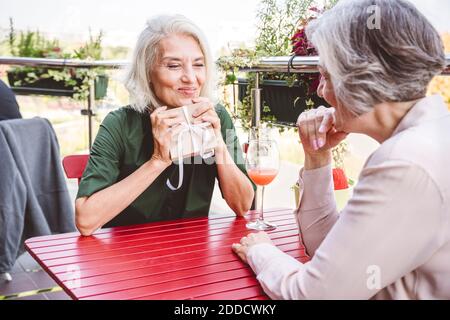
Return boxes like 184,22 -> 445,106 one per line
317,74 -> 325,98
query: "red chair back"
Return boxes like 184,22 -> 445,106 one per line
62,155 -> 89,184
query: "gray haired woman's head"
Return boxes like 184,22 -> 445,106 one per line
124,15 -> 216,112
306,0 -> 446,115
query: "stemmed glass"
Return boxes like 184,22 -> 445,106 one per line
245,130 -> 280,231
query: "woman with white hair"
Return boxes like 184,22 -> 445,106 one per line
233,0 -> 450,299
75,15 -> 254,236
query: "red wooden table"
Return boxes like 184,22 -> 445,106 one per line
25,208 -> 309,300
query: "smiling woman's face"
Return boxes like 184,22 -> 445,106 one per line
150,33 -> 206,108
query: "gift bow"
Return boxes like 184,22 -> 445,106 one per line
166,106 -> 215,191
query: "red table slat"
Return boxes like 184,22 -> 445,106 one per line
25,208 -> 310,300
35,218 -> 298,260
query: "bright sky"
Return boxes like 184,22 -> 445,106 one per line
1,0 -> 449,57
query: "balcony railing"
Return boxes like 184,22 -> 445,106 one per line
1,54 -> 450,141
1,54 -> 449,73
0,57 -> 128,148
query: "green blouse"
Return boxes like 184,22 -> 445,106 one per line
77,105 -> 253,227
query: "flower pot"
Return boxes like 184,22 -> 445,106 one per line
7,69 -> 82,97
238,78 -> 328,125
94,74 -> 108,99
332,168 -> 349,190
333,168 -> 352,211
293,168 -> 352,209
7,70 -> 108,100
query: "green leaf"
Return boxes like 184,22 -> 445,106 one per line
225,73 -> 237,84
26,72 -> 38,79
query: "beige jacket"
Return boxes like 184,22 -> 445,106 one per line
247,95 -> 450,299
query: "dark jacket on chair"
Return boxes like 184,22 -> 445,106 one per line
0,117 -> 75,272
0,79 -> 22,121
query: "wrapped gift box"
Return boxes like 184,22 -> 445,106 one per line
163,105 -> 217,161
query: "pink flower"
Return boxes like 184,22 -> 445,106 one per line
290,9 -> 323,56
289,8 -> 325,96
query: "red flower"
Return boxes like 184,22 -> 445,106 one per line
291,6 -> 325,56
290,7 -> 324,95
291,27 -> 310,56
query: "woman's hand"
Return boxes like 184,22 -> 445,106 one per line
191,97 -> 224,147
296,106 -> 348,157
150,106 -> 184,166
232,232 -> 274,264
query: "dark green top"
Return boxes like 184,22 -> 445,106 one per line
77,104 -> 253,228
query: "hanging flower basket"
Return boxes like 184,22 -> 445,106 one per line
7,69 -> 81,97
7,19 -> 108,100
237,78 -> 328,125
7,69 -> 108,99
94,74 -> 108,100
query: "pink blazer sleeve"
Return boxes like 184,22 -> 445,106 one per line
247,160 -> 445,299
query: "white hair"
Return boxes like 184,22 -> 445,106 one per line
124,15 -> 217,113
306,0 -> 446,115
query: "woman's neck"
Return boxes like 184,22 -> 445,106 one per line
355,99 -> 421,143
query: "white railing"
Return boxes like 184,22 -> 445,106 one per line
1,55 -> 449,73
1,54 -> 450,143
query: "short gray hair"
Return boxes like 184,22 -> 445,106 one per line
306,0 -> 446,115
124,15 -> 216,113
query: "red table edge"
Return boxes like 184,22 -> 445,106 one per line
24,208 -> 309,300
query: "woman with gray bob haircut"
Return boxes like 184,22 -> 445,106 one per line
74,15 -> 254,236
233,0 -> 450,299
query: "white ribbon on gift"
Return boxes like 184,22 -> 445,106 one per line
166,106 -> 215,191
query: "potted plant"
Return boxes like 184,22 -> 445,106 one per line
331,140 -> 355,210
292,141 -> 354,210
217,0 -> 339,129
7,18 -> 108,101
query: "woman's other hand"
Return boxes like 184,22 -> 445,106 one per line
232,232 -> 274,264
150,106 -> 184,165
296,106 -> 348,157
191,97 -> 223,144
